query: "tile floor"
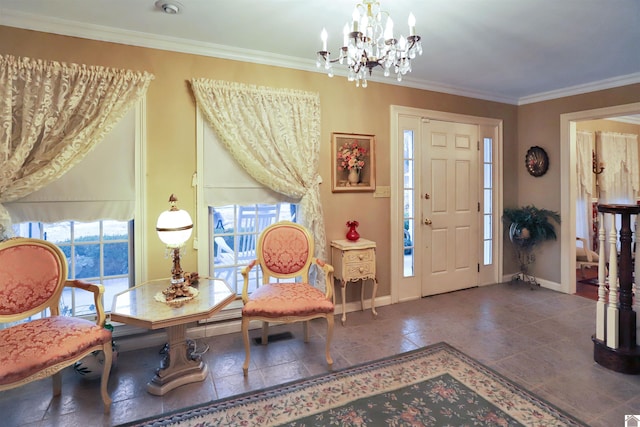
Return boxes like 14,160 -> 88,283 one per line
2,282 -> 640,427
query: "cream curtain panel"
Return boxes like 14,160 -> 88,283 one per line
576,130 -> 595,247
190,79 -> 327,274
0,54 -> 154,236
597,131 -> 639,204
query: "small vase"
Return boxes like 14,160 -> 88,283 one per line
347,169 -> 360,185
346,223 -> 360,241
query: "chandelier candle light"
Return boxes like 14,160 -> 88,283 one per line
317,0 -> 422,87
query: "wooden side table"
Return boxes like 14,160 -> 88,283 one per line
330,238 -> 378,325
111,277 -> 235,395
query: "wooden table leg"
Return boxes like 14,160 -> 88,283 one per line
341,279 -> 347,325
147,323 -> 208,396
371,277 -> 378,317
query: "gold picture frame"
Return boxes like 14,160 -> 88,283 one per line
331,132 -> 376,192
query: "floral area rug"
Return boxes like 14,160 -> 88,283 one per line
119,342 -> 586,427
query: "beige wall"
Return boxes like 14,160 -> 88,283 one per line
2,25 -> 638,295
517,87 -> 640,282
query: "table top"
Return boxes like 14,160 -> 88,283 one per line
110,277 -> 235,330
331,238 -> 376,250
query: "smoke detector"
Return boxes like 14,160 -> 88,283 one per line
155,1 -> 182,14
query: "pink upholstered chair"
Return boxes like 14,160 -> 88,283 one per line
0,238 -> 113,412
240,221 -> 335,376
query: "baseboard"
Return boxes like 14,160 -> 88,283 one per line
501,273 -> 563,293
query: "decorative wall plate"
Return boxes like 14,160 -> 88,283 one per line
525,146 -> 549,177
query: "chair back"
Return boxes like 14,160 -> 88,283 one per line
257,221 -> 313,283
576,237 -> 598,262
0,238 -> 67,322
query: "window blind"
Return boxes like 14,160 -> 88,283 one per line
201,119 -> 287,206
5,108 -> 136,223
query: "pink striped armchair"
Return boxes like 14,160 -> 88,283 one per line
240,221 -> 335,376
0,238 -> 113,412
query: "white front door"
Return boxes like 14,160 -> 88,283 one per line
422,119 -> 479,296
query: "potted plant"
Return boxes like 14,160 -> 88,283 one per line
502,205 -> 560,286
502,205 -> 560,248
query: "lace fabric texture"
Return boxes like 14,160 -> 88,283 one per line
576,130 -> 595,246
0,54 -> 154,231
597,131 -> 639,204
191,79 -> 327,288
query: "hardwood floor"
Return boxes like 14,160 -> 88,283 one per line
575,267 -> 599,301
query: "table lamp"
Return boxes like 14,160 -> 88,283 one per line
156,194 -> 193,285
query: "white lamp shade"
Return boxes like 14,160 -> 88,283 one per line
156,208 -> 193,248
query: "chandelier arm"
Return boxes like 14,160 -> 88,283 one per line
318,52 -> 348,65
406,35 -> 421,48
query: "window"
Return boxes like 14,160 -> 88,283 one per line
483,137 -> 493,265
4,105 -> 142,319
403,130 -> 415,277
13,220 -> 132,316
198,112 -> 300,297
210,203 -> 297,295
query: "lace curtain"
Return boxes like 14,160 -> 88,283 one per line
598,131 -> 639,204
190,79 -> 327,284
576,130 -> 595,247
0,54 -> 154,237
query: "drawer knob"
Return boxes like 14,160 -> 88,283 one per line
358,254 -> 364,260
359,267 -> 364,273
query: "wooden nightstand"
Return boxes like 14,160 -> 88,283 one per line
330,238 -> 378,325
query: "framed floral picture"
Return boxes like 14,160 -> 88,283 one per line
331,132 -> 376,192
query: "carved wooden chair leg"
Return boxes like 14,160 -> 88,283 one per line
242,318 -> 251,376
101,343 -> 113,412
325,316 -> 334,367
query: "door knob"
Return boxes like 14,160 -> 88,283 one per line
424,218 -> 432,225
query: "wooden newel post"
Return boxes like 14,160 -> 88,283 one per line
593,204 -> 640,374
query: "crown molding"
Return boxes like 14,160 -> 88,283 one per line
518,72 -> 640,105
1,10 -> 637,107
0,10 -> 520,104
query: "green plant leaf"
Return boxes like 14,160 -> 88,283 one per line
502,205 -> 560,247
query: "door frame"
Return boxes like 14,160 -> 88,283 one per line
560,102 -> 640,295
390,106 -> 504,303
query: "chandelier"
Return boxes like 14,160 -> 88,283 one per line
316,0 -> 422,88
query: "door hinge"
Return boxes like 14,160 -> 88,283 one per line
478,202 -> 481,212
477,140 -> 480,150
477,263 -> 480,273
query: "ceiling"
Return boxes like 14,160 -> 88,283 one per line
0,0 -> 639,105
